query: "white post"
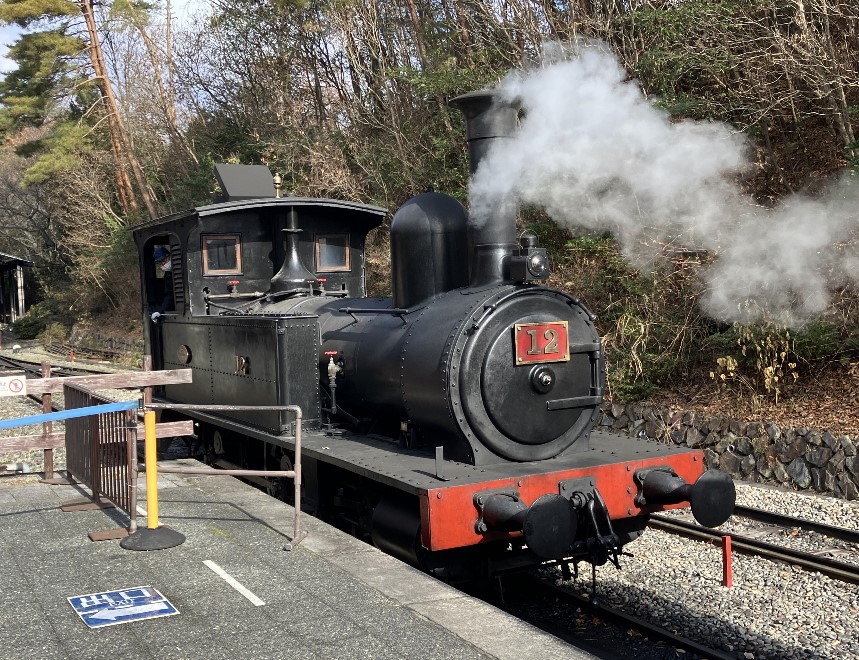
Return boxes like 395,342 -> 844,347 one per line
15,264 -> 24,318
8,271 -> 15,322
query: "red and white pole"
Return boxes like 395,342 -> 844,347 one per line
722,535 -> 733,588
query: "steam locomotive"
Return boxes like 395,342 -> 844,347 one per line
132,90 -> 735,577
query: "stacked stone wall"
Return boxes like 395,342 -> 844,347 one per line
69,327 -> 143,356
597,401 -> 858,500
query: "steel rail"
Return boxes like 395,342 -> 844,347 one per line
0,354 -> 45,377
514,574 -> 736,660
650,516 -> 859,584
733,504 -> 859,545
0,353 -> 105,378
44,341 -> 130,362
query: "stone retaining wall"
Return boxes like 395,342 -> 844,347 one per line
69,328 -> 143,356
597,402 -> 858,500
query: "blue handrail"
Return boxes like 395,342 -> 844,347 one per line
0,400 -> 139,430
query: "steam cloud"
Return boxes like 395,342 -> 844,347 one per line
469,42 -> 859,326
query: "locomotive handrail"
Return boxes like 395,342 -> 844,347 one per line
337,306 -> 424,314
338,305 -> 425,325
205,290 -> 267,300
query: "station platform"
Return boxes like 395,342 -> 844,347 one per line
0,459 -> 597,659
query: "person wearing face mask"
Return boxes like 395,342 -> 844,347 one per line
151,246 -> 175,320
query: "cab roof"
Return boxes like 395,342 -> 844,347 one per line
130,197 -> 388,234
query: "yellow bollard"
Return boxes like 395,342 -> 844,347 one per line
120,409 -> 184,550
144,410 -> 159,529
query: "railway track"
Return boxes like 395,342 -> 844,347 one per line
0,353 -> 112,378
650,508 -> 859,585
500,502 -> 859,659
484,571 -> 734,660
44,341 -> 126,362
733,503 -> 859,545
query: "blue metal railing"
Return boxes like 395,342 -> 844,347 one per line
0,400 -> 139,430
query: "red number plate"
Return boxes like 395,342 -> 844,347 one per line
514,321 -> 570,365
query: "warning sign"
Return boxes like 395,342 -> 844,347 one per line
0,375 -> 26,397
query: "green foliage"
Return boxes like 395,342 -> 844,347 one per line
557,233 -> 858,405
161,154 -> 223,211
0,0 -> 77,27
710,320 -> 858,373
0,29 -> 84,133
108,0 -> 155,23
10,312 -> 44,339
848,141 -> 859,170
622,1 -> 745,121
704,320 -> 859,402
82,219 -> 140,318
792,322 -> 859,365
38,321 -> 68,345
21,121 -> 93,184
10,299 -> 64,339
560,234 -> 650,322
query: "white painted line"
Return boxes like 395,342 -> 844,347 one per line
203,560 -> 265,606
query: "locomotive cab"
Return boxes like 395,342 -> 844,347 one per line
132,181 -> 386,435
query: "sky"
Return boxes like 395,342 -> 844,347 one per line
0,23 -> 18,74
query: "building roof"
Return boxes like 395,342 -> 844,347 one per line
0,251 -> 33,267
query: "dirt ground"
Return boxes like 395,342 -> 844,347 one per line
640,361 -> 859,438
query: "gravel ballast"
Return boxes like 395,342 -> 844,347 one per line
553,482 -> 859,659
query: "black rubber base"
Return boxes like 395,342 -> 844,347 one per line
120,526 -> 186,551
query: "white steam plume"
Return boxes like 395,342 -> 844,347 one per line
469,42 -> 859,326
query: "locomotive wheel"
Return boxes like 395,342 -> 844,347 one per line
212,430 -> 225,456
149,409 -> 189,459
264,448 -> 294,501
200,426 -> 227,466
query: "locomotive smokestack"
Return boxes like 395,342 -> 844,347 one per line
450,90 -> 519,286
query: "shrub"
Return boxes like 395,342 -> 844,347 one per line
38,322 -> 69,346
550,231 -> 713,402
11,313 -> 45,340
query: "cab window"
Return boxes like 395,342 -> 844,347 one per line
315,234 -> 350,272
202,234 -> 242,276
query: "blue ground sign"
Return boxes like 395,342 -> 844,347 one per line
68,586 -> 179,628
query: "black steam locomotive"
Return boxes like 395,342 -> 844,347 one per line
133,91 -> 734,576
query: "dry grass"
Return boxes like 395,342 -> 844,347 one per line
640,361 -> 859,438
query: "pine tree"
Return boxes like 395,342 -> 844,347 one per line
0,0 -> 157,220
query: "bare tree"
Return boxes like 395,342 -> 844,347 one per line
80,0 -> 158,220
